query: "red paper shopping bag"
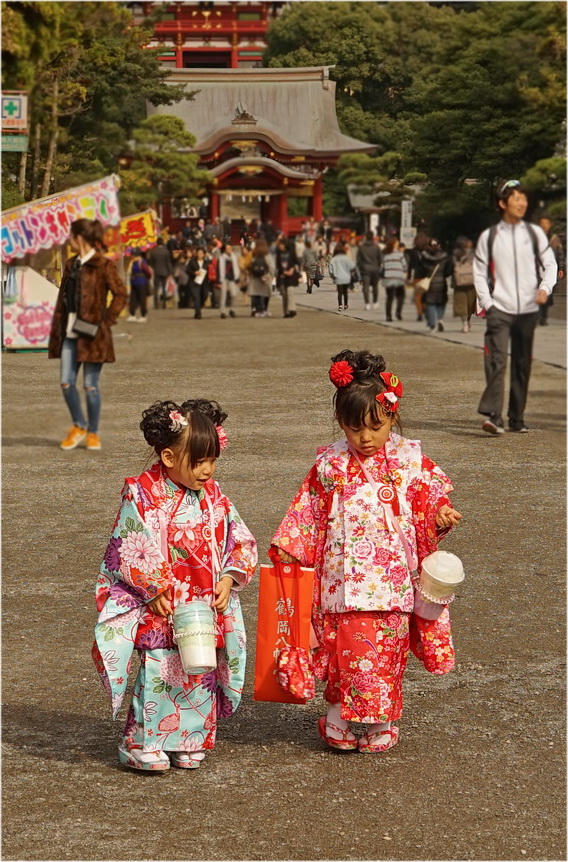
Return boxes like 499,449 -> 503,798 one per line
253,554 -> 315,703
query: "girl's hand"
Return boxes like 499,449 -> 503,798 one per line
147,587 -> 173,617
213,576 -> 234,612
436,505 -> 463,528
274,546 -> 300,565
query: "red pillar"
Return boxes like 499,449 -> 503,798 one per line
176,29 -> 183,68
277,193 -> 288,236
210,192 -> 219,220
231,31 -> 238,68
312,176 -> 323,222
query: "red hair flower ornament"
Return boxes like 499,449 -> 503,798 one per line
329,360 -> 354,387
216,425 -> 228,451
376,371 -> 403,413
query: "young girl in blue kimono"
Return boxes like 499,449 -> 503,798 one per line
93,398 -> 257,771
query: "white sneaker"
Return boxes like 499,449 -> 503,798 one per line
136,317 -> 148,323
372,303 -> 379,310
364,304 -> 371,311
126,315 -> 138,323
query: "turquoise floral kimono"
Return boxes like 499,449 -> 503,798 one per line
92,462 -> 257,755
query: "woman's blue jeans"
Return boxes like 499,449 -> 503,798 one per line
425,303 -> 446,330
60,338 -> 103,432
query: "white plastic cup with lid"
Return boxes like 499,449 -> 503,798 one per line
417,550 -> 465,604
172,600 -> 217,674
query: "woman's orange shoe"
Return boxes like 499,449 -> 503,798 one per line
86,433 -> 101,450
60,425 -> 87,450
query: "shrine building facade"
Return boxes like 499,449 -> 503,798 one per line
135,3 -> 375,235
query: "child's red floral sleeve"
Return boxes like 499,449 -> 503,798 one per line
271,465 -> 329,567
99,481 -> 174,603
409,455 -> 455,566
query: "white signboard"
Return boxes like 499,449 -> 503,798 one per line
401,199 -> 413,230
1,92 -> 29,132
400,199 -> 415,246
2,266 -> 58,350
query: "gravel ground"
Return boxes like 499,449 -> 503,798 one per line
2,303 -> 565,861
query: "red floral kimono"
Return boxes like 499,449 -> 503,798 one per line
271,433 -> 457,724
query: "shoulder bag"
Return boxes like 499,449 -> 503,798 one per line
72,317 -> 99,338
415,263 -> 440,292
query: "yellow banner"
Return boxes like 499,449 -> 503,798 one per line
104,210 -> 159,259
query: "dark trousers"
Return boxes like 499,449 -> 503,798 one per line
385,285 -> 405,319
478,308 -> 539,423
153,275 -> 167,309
337,283 -> 350,307
129,284 -> 148,317
361,270 -> 380,304
178,282 -> 191,309
538,292 -> 554,323
252,296 -> 269,314
189,282 -> 205,317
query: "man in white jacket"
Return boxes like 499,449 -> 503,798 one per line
473,180 -> 557,434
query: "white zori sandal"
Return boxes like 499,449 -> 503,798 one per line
169,751 -> 206,769
118,745 -> 170,771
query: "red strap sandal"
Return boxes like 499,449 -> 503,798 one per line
317,715 -> 358,751
358,724 -> 400,753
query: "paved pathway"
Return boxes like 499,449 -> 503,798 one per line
2,301 -> 565,861
297,277 -> 566,369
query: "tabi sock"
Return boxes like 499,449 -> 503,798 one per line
326,703 -> 357,741
364,721 -> 391,740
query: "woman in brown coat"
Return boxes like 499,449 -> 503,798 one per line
48,219 -> 127,451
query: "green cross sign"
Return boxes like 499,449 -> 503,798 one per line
1,92 -> 28,131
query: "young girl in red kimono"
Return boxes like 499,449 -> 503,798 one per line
271,349 -> 462,753
93,398 -> 257,771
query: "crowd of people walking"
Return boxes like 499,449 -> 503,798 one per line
51,190 -> 560,448
121,216 -> 508,329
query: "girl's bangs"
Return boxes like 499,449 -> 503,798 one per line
183,411 -> 220,466
335,386 -> 381,428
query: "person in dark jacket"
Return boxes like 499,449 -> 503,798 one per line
356,231 -> 383,311
275,237 -> 299,318
537,214 -> 565,326
148,237 -> 173,309
416,239 -> 453,332
407,232 -> 430,321
185,247 -> 209,320
48,218 -> 127,451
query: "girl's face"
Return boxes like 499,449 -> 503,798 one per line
160,447 -> 217,490
340,410 -> 394,457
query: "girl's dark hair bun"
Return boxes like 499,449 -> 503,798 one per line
331,349 -> 386,384
140,400 -> 181,449
180,398 -> 228,426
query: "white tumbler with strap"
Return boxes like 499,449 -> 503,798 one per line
172,601 -> 217,675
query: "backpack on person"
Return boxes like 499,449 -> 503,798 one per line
250,256 -> 269,278
207,257 -> 218,282
453,256 -> 474,287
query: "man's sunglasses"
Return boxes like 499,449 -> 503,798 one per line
498,179 -> 522,197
